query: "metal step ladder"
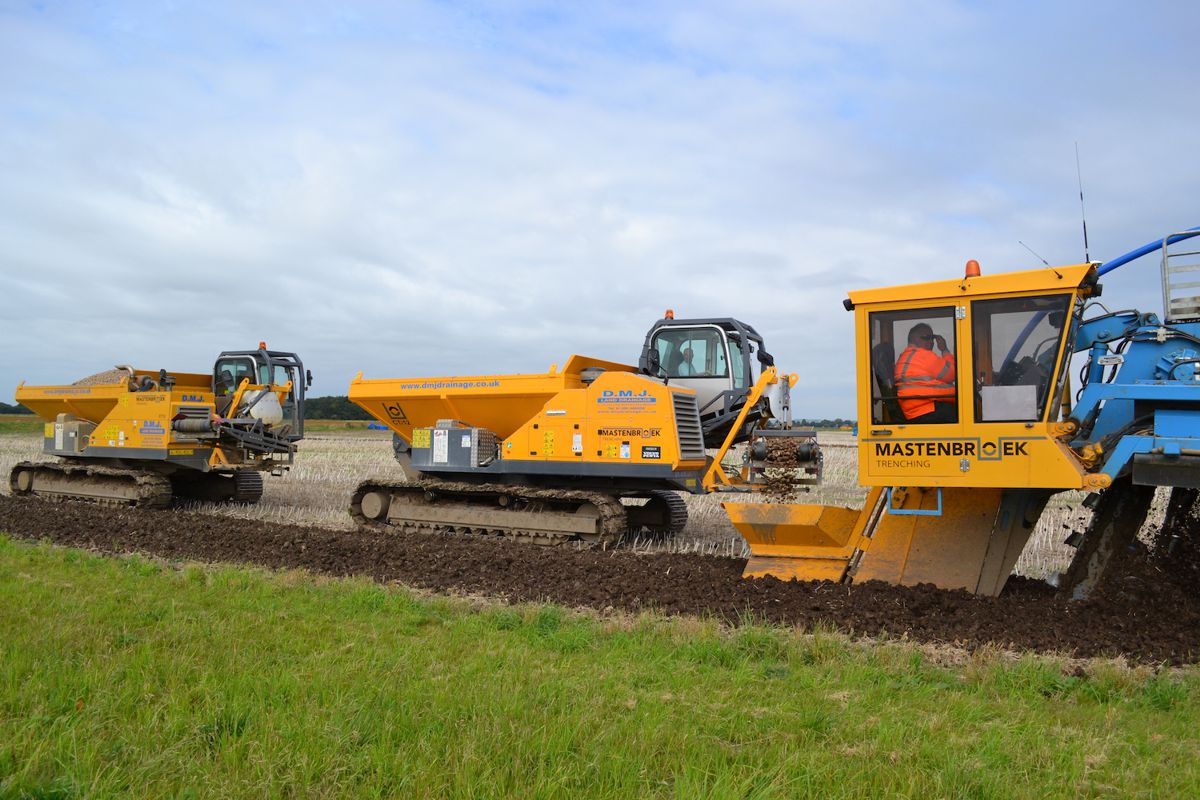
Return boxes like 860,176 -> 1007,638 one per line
1161,231 -> 1200,322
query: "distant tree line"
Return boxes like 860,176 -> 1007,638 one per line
0,402 -> 31,415
304,396 -> 372,420
795,418 -> 856,429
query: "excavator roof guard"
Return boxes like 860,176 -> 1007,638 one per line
638,316 -> 775,380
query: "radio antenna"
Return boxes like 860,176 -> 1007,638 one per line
1019,240 -> 1051,266
1075,142 -> 1090,262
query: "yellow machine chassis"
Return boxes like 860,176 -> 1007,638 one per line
727,262 -> 1107,595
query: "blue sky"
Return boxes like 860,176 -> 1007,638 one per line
1,1 -> 1197,416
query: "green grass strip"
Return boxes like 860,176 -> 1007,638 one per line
0,418 -> 41,435
1,535 -> 1198,799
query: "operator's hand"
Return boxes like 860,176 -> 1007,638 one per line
933,334 -> 948,354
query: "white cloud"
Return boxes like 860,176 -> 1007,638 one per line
0,1 -> 1197,417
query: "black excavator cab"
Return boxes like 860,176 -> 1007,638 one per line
638,315 -> 782,447
212,345 -> 311,440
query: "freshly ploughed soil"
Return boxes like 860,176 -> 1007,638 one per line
2,495 -> 1197,665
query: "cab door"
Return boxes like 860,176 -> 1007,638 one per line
860,303 -> 967,480
648,324 -> 735,415
258,361 -> 301,435
213,355 -> 257,416
965,293 -> 1074,485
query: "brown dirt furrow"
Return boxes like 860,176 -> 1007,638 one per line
1,495 -> 1197,664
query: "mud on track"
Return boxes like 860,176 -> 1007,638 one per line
2,495 -> 1197,665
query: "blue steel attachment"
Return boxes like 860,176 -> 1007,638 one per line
885,486 -> 943,516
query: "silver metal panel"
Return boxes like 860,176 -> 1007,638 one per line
980,385 -> 1037,421
671,392 -> 706,461
412,426 -> 498,469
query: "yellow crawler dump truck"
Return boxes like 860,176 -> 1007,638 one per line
348,316 -> 820,544
10,344 -> 309,507
726,230 -> 1200,597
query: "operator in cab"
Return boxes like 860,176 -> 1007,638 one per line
676,346 -> 697,376
894,323 -> 957,424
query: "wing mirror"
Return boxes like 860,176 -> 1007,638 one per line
305,369 -> 313,389
646,350 -> 664,377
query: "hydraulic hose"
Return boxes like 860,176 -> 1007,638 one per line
1096,228 -> 1200,276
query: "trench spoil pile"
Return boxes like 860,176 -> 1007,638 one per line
1,494 -> 1196,664
71,368 -> 131,387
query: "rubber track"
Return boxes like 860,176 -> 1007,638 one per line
646,489 -> 689,535
350,478 -> 628,546
233,471 -> 265,504
9,460 -> 173,509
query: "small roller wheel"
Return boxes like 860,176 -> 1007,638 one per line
359,490 -> 391,520
11,466 -> 34,495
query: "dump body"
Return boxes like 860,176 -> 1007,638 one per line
350,354 -> 710,489
19,370 -> 211,429
20,372 -> 224,469
350,355 -> 637,442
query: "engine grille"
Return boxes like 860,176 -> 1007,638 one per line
176,405 -> 211,421
672,392 -> 706,461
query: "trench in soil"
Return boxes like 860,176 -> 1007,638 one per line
1,495 -> 1197,665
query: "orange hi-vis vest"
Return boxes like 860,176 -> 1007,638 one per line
894,345 -> 956,420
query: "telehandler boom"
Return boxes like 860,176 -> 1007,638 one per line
10,343 -> 310,507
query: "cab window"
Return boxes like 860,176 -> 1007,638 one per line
258,364 -> 294,388
652,328 -> 729,378
728,336 -> 747,389
971,295 -> 1071,422
868,307 -> 957,425
214,358 -> 255,397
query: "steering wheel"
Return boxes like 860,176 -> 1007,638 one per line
995,357 -> 1023,385
996,336 -> 1058,386
1030,335 -> 1059,365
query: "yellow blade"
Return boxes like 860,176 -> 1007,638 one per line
849,487 -> 1048,596
725,488 -> 1046,596
723,501 -> 868,582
